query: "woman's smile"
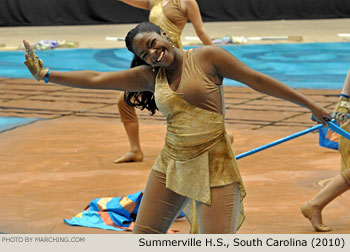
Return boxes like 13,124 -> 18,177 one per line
132,32 -> 175,67
156,49 -> 165,63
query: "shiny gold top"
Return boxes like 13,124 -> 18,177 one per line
152,50 -> 246,233
149,0 -> 185,49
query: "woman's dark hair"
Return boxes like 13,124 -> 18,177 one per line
125,22 -> 162,53
123,22 -> 163,115
123,55 -> 158,115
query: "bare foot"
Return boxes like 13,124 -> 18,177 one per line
300,202 -> 332,232
114,151 -> 144,164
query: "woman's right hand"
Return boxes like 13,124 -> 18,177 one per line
310,105 -> 332,127
23,40 -> 49,81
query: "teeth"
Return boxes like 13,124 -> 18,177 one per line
157,51 -> 164,62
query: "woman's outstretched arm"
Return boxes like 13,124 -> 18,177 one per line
204,45 -> 331,125
23,40 -> 155,92
333,68 -> 350,122
341,68 -> 350,96
184,0 -> 212,45
40,67 -> 154,92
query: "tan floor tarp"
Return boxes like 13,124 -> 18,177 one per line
1,77 -> 349,233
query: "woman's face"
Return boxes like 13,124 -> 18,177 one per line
132,32 -> 175,67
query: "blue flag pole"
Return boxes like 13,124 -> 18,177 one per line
236,124 -> 323,160
325,120 -> 350,140
236,118 -> 350,160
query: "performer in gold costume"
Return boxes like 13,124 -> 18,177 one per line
23,22 -> 330,233
115,0 -> 213,164
301,68 -> 350,232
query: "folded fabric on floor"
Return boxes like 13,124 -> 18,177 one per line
64,191 -> 143,231
64,191 -> 184,232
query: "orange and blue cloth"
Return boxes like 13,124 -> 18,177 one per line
64,190 -> 185,232
64,191 -> 143,231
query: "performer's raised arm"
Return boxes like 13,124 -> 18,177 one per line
333,68 -> 350,122
201,45 -> 331,126
23,40 -> 155,92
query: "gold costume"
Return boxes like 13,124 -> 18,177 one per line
149,0 -> 186,49
152,50 -> 246,232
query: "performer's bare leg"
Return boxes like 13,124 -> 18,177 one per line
301,170 -> 350,232
114,120 -> 144,163
114,93 -> 144,163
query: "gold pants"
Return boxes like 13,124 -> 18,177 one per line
117,92 -> 138,123
132,170 -> 241,234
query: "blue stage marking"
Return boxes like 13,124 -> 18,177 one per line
0,116 -> 40,132
0,42 -> 349,89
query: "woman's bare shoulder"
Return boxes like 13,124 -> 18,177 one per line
126,64 -> 156,92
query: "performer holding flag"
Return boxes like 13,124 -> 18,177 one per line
301,68 -> 350,232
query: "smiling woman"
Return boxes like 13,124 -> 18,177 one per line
23,22 -> 331,234
113,0 -> 213,164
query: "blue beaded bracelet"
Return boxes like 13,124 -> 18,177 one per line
340,93 -> 350,99
44,70 -> 50,83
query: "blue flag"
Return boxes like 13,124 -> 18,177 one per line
318,126 -> 339,150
